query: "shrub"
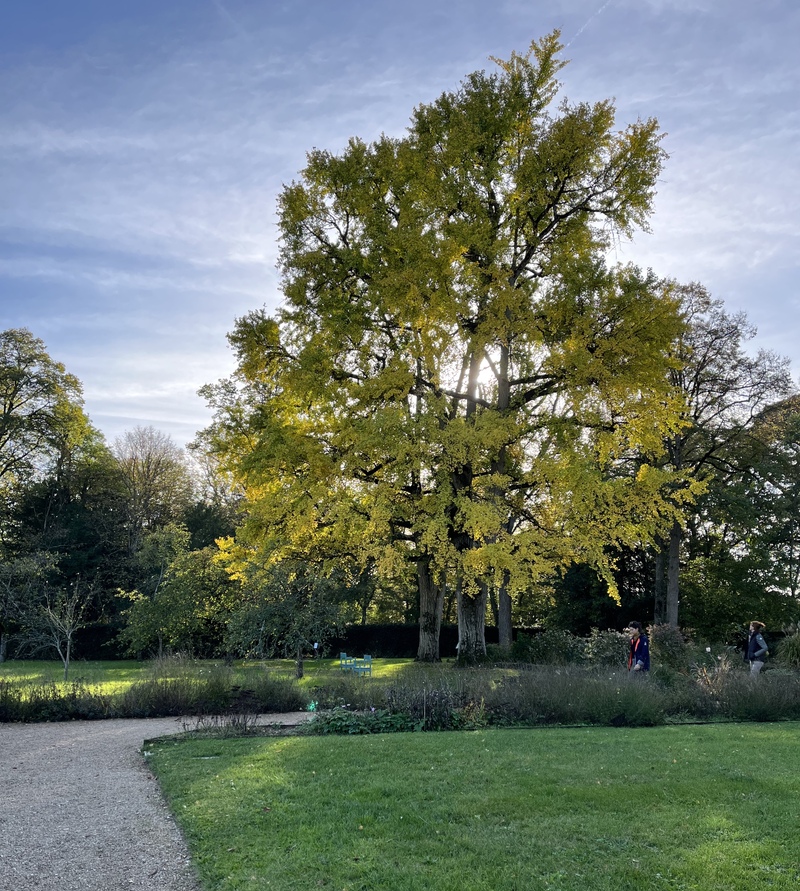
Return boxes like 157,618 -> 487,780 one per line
512,630 -> 586,665
648,624 -> 692,670
584,629 -> 629,667
485,643 -> 513,663
307,706 -> 420,735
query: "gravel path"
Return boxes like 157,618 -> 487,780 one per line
0,714 -> 312,891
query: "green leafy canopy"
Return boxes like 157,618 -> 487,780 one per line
201,33 -> 690,654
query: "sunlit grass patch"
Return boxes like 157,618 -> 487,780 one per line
147,723 -> 800,891
0,659 -> 146,694
261,656 -> 412,682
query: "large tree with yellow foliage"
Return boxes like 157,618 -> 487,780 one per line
201,33 -> 690,661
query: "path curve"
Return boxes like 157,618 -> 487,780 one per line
0,714 -> 311,891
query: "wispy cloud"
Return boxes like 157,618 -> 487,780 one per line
1,0 -> 798,447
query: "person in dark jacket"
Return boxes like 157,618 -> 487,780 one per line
744,621 -> 769,675
627,622 -> 650,672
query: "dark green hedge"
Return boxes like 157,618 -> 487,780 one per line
327,624 -> 513,658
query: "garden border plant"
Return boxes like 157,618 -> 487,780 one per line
3,635 -> 800,727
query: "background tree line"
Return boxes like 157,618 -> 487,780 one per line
2,34 -> 797,668
0,327 -> 239,672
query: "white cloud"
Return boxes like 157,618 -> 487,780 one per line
1,0 -> 798,448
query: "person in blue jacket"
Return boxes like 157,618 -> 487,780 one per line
744,621 -> 769,675
627,621 -> 650,672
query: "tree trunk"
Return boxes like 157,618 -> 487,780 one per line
295,643 -> 304,679
493,345 -> 513,652
653,542 -> 666,625
493,344 -> 514,650
63,634 -> 72,682
497,580 -> 513,650
0,631 -> 8,663
457,583 -> 488,663
666,522 -> 681,626
416,557 -> 443,662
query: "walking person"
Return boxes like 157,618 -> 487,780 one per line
627,621 -> 650,672
744,621 -> 769,675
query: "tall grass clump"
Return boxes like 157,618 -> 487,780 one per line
307,663 -> 491,732
716,671 -> 800,721
776,631 -> 800,669
308,671 -> 385,712
304,655 -> 800,734
0,681 -> 21,721
382,664 -> 480,730
0,679 -> 113,722
119,656 -> 235,717
5,650 -> 800,729
120,675 -> 208,717
483,666 -> 667,727
234,667 -> 306,713
0,656 -> 311,723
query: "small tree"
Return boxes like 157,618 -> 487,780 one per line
119,544 -> 235,658
224,560 -> 344,678
118,523 -> 191,657
0,552 -> 56,664
16,578 -> 93,680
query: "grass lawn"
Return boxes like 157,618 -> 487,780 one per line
0,656 -> 410,696
146,722 -> 800,891
0,659 -> 147,693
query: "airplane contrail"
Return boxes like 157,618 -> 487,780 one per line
565,0 -> 615,47
212,0 -> 248,40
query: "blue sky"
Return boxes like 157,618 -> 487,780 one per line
1,0 -> 798,448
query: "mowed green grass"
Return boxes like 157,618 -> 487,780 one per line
146,722 -> 800,891
0,659 -> 146,693
0,656 -> 410,696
